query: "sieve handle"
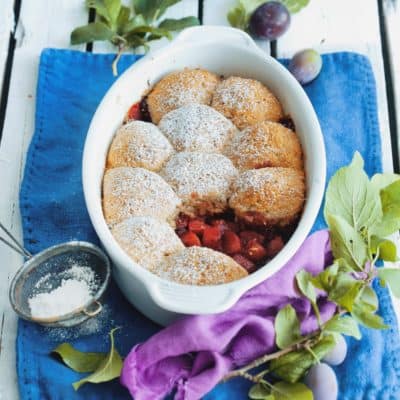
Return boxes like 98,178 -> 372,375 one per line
83,300 -> 103,317
0,221 -> 32,259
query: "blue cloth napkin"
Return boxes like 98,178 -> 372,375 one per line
17,49 -> 400,400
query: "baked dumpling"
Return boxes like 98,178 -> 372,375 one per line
211,76 -> 283,129
103,167 -> 181,226
161,152 -> 238,215
147,69 -> 220,124
158,104 -> 237,153
229,167 -> 305,226
112,216 -> 184,272
224,121 -> 303,170
156,246 -> 248,285
107,121 -> 173,171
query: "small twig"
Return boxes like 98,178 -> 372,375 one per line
223,335 -> 312,381
112,45 -> 125,76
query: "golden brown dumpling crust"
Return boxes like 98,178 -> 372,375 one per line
107,121 -> 173,171
156,246 -> 248,285
229,167 -> 305,226
112,216 -> 184,272
102,167 -> 181,226
224,121 -> 303,170
211,76 -> 283,129
147,69 -> 220,124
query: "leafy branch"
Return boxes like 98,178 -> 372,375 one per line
223,153 -> 400,399
71,0 -> 199,75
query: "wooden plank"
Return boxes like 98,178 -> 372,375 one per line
0,0 -> 14,99
92,0 -> 199,54
0,1 -> 87,398
382,0 -> 400,169
276,0 -> 393,173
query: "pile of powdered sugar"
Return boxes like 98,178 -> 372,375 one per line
28,264 -> 98,319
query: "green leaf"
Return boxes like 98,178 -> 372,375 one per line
323,315 -> 361,339
125,26 -> 171,43
328,272 -> 363,311
372,179 -> 400,237
371,173 -> 400,192
272,381 -> 313,400
324,152 -> 382,234
311,263 -> 339,291
227,3 -> 248,30
378,268 -> 400,298
327,214 -> 368,271
351,304 -> 388,329
116,5 -> 131,33
357,285 -> 379,312
370,236 -> 397,262
70,22 -> 115,45
249,383 -> 274,399
73,328 -> 123,390
104,0 -> 121,24
270,335 -> 336,383
157,0 -> 181,19
296,270 -> 317,303
51,343 -> 106,373
278,0 -> 310,13
275,305 -> 302,349
158,16 -> 200,31
124,34 -> 149,50
121,14 -> 147,33
133,0 -> 180,22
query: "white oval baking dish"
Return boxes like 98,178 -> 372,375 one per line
82,26 -> 326,326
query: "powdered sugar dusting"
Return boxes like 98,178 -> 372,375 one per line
211,76 -> 283,129
214,77 -> 254,110
112,216 -> 184,272
158,104 -> 237,153
103,167 -> 181,225
44,303 -> 114,342
147,69 -> 220,123
156,246 -> 247,285
108,121 -> 173,171
161,152 -> 238,213
230,167 -> 306,222
224,121 -> 303,170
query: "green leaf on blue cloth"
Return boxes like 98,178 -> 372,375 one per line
52,343 -> 106,373
73,328 -> 123,390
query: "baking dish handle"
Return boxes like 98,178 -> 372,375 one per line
173,26 -> 260,52
148,280 -> 244,315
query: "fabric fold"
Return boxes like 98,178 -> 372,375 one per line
120,231 -> 336,399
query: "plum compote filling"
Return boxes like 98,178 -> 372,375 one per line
174,210 -> 295,274
125,98 -> 152,123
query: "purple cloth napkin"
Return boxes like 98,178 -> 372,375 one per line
121,230 -> 337,399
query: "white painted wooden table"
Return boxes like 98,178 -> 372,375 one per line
0,1 -> 399,398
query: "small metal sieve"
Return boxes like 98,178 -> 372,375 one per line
1,222 -> 111,327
